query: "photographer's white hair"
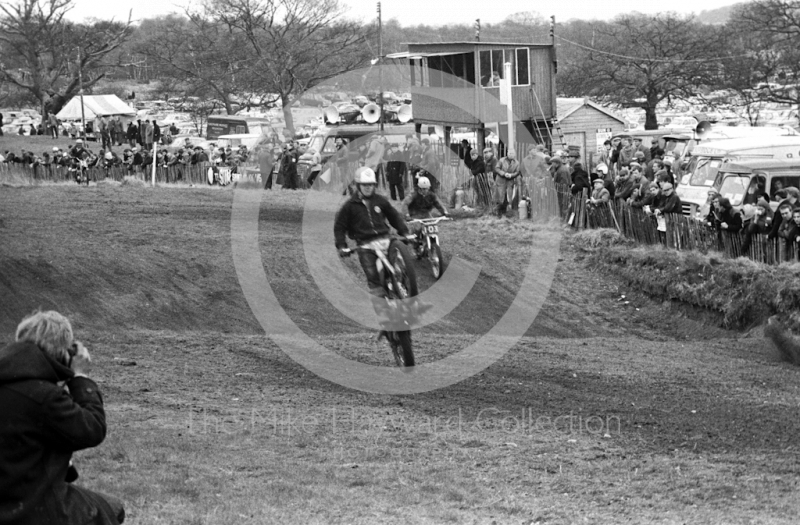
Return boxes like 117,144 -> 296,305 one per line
15,310 -> 73,362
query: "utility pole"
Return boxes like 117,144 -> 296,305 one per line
77,48 -> 86,142
378,2 -> 384,132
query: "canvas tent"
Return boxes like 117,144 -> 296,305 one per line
56,94 -> 136,121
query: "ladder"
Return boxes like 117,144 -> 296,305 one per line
552,118 -> 569,152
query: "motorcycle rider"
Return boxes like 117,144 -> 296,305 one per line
401,176 -> 448,253
334,167 -> 433,347
334,167 -> 410,298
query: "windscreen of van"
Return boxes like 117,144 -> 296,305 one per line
717,175 -> 752,206
689,157 -> 724,187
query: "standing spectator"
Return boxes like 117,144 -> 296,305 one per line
280,142 -> 299,190
633,138 -> 650,163
152,121 -> 161,146
304,148 -> 322,188
457,139 -> 472,167
652,182 -> 682,215
468,149 -> 490,207
364,136 -> 386,187
0,310 -> 126,525
569,160 -> 590,197
631,182 -> 660,209
483,147 -> 498,183
617,138 -> 635,170
137,119 -> 145,147
521,145 -> 549,182
494,149 -> 521,217
704,196 -> 743,233
258,144 -> 276,190
47,113 -> 59,138
775,203 -> 798,252
550,155 -> 571,188
126,122 -> 138,148
385,143 -> 406,201
0,112 -> 3,136
769,188 -> 800,240
614,168 -> 636,202
741,196 -> 774,255
143,120 -> 154,151
598,140 -> 613,168
101,116 -> 112,150
588,177 -> 611,206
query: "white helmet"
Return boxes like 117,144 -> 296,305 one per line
417,177 -> 431,189
104,152 -> 113,160
355,167 -> 377,184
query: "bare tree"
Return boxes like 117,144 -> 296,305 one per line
133,14 -> 249,115
558,14 -> 725,129
203,0 -> 375,134
0,0 -> 131,115
728,0 -> 800,109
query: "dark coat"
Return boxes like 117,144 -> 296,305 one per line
0,341 -> 109,525
654,192 -> 682,215
707,206 -> 743,233
469,156 -> 486,176
570,167 -> 591,196
334,192 -> 409,248
384,150 -> 406,184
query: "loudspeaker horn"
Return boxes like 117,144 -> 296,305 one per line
362,103 -> 381,124
695,120 -> 712,139
396,104 -> 413,123
324,105 -> 340,124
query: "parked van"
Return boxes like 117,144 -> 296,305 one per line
206,116 -> 279,140
308,123 -> 418,166
715,160 -> 800,212
676,135 -> 800,216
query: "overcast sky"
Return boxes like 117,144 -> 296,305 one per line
65,0 -> 746,25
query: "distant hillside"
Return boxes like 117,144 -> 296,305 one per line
696,2 -> 746,24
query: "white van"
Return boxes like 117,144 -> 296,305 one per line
676,135 -> 800,217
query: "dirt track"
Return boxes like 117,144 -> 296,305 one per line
1,183 -> 799,523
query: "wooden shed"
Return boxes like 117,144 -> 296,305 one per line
556,98 -> 627,166
387,41 -> 557,150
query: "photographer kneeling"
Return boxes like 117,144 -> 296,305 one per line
0,310 -> 124,525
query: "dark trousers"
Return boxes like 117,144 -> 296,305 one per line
357,249 -> 384,297
282,170 -> 297,189
389,181 -> 404,201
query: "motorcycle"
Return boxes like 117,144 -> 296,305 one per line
341,235 -> 419,366
407,216 -> 451,279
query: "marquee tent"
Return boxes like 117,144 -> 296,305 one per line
56,94 -> 136,121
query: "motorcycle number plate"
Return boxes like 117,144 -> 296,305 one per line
426,225 -> 439,233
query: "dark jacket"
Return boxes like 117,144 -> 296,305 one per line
334,192 -> 409,248
402,190 -> 446,218
653,192 -> 682,215
0,341 -> 106,525
469,156 -> 486,177
570,167 -> 591,196
707,207 -> 743,233
385,150 -> 406,184
630,192 -> 657,209
614,177 -> 637,201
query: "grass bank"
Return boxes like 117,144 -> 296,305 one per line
570,228 -> 800,330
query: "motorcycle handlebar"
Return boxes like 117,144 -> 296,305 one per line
406,216 -> 452,225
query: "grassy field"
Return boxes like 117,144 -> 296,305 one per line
1,183 -> 799,524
